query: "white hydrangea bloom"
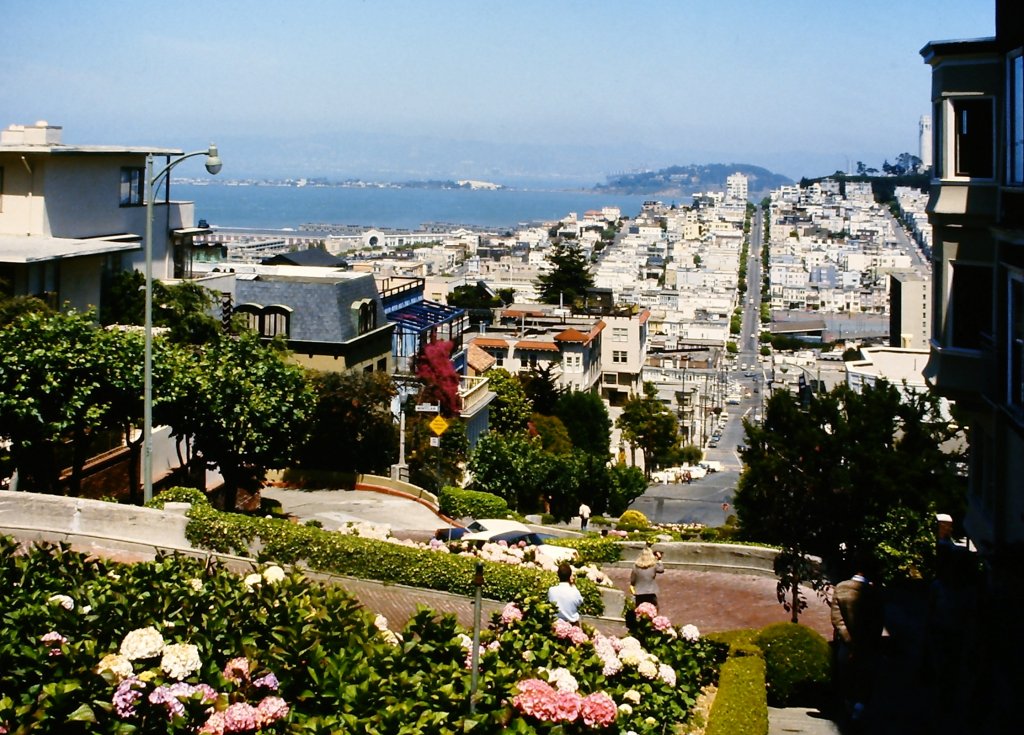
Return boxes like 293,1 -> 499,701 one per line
622,689 -> 642,704
160,643 -> 202,680
544,667 -> 579,693
48,594 -> 74,610
243,573 -> 263,589
618,703 -> 633,716
637,658 -> 659,679
262,565 -> 285,584
188,578 -> 204,592
681,624 -> 701,642
120,627 -> 165,660
96,653 -> 134,682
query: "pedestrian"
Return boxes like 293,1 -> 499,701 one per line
547,562 -> 583,623
629,545 -> 665,610
830,555 -> 884,722
578,503 -> 591,531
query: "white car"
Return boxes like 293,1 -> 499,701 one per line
461,520 -> 578,564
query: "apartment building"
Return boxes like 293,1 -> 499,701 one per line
0,122 -> 209,310
921,1 -> 1024,724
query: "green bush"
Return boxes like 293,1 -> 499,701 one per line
183,500 -> 604,616
145,486 -> 210,509
438,485 -> 509,520
754,622 -> 832,706
705,654 -> 769,735
547,535 -> 622,564
617,509 -> 650,531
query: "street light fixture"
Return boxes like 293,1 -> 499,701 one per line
143,145 -> 222,503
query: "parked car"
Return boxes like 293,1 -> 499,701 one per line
460,523 -> 578,564
434,518 -> 530,542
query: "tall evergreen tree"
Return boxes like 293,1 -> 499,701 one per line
535,240 -> 595,305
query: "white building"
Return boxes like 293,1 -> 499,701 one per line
726,172 -> 749,202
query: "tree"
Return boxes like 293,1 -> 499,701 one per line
407,413 -> 467,494
414,340 -> 461,417
100,271 -> 221,344
0,310 -> 111,494
467,431 -> 552,512
529,413 -> 573,454
554,390 -> 612,458
484,368 -> 533,435
535,240 -> 595,305
159,333 -> 314,511
520,364 -> 562,415
735,382 -> 965,592
298,370 -> 398,474
616,382 -> 681,477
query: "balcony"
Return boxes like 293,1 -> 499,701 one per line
458,375 -> 495,417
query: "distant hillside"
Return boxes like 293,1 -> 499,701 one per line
594,163 -> 792,197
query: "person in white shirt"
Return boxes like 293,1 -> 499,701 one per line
547,563 -> 583,623
578,503 -> 591,531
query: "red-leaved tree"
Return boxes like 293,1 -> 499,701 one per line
414,339 -> 461,416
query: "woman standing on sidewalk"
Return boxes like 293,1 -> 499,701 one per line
630,545 -> 665,610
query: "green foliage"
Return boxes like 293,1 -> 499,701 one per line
735,382 -> 964,583
729,314 -> 741,335
534,240 -> 595,305
726,341 -> 738,354
298,369 -> 398,474
616,382 -> 681,476
181,505 -> 605,616
484,368 -> 533,435
605,463 -> 648,516
553,390 -> 612,457
445,283 -> 502,310
617,509 -> 650,531
679,444 -> 703,465
705,655 -> 769,735
438,485 -> 510,520
545,535 -> 622,564
467,431 -> 550,511
145,486 -> 211,509
529,413 -> 573,454
754,623 -> 832,707
759,345 -> 771,357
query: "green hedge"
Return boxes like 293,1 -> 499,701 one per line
548,535 -> 623,564
166,489 -> 603,616
755,622 -> 832,707
437,485 -> 509,519
705,653 -> 769,735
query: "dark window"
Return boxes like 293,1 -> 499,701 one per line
949,263 -> 991,349
1010,275 -> 1024,410
953,99 -> 993,178
1011,54 -> 1024,185
376,358 -> 387,372
120,167 -> 144,206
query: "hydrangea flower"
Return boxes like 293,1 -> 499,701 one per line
634,602 -> 658,619
552,619 -> 589,645
255,696 -> 290,727
681,624 -> 701,642
223,702 -> 258,731
658,663 -> 677,687
148,684 -> 187,719
48,594 -> 74,610
120,627 -> 165,660
542,667 -> 579,693
97,653 -> 134,683
622,689 -> 642,704
113,677 -> 143,718
187,578 -> 204,593
198,711 -> 227,735
243,573 -> 263,589
41,631 -> 66,656
261,565 -> 285,584
252,672 -> 280,691
160,642 -> 201,680
223,657 -> 250,684
500,602 -> 523,625
580,691 -> 618,727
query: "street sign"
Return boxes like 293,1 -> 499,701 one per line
415,403 -> 440,413
429,415 -> 449,436
429,436 -> 440,447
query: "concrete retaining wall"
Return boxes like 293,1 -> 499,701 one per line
615,540 -> 780,577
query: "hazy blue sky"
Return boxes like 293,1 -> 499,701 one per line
2,1 -> 994,184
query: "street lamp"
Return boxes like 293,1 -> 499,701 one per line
143,145 -> 222,503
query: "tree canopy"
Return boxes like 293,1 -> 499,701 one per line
554,390 -> 612,457
616,382 -> 681,476
535,240 -> 595,305
484,368 -> 533,435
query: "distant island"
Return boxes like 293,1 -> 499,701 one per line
593,163 -> 793,196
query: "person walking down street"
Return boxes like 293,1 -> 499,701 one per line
629,545 -> 665,610
547,563 -> 583,623
578,503 -> 591,531
830,559 -> 885,722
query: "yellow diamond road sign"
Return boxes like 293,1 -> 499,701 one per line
429,415 -> 449,436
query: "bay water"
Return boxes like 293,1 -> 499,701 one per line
174,183 -> 655,231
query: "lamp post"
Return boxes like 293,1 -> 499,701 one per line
143,145 -> 222,503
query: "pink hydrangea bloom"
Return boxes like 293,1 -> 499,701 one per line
652,615 -> 673,632
148,685 -> 186,720
580,691 -> 618,727
41,630 -> 67,657
634,602 -> 658,619
198,711 -> 226,735
255,696 -> 290,726
222,657 -> 250,685
500,602 -> 523,625
223,702 -> 258,731
512,679 -> 560,721
253,672 -> 280,691
552,689 -> 582,722
113,677 -> 143,718
552,619 -> 589,645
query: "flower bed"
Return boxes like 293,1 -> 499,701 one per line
0,535 -> 725,734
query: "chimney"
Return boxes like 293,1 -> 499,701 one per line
0,121 -> 63,145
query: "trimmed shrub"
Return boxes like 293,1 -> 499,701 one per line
438,485 -> 509,520
145,486 -> 210,509
705,653 -> 769,735
183,499 -> 604,616
755,622 -> 832,706
547,535 -> 622,564
616,509 -> 650,531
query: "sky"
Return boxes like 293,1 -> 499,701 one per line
1,0 -> 996,185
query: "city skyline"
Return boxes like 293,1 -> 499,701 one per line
2,1 -> 994,184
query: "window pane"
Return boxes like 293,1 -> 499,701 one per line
1012,55 -> 1024,184
949,263 -> 990,349
1011,276 -> 1024,409
954,99 -> 993,178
